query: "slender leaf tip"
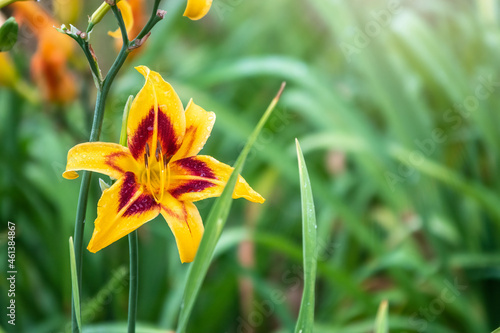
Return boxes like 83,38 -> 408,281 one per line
276,81 -> 286,101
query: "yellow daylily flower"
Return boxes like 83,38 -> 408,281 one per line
63,66 -> 264,263
183,0 -> 213,20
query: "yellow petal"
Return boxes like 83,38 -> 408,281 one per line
87,172 -> 160,252
171,99 -> 215,162
183,0 -> 213,20
63,142 -> 138,180
108,0 -> 134,39
160,194 -> 204,263
127,66 -> 186,165
168,156 -> 265,203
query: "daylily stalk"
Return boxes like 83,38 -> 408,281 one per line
69,2 -> 164,333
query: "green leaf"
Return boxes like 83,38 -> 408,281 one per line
176,82 -> 286,333
294,139 -> 318,333
491,328 -> 500,333
375,300 -> 389,333
0,17 -> 18,52
120,95 -> 133,146
98,178 -> 111,193
69,236 -> 82,331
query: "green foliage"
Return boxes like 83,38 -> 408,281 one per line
294,140 -> 317,333
2,0 -> 500,332
176,84 -> 284,333
0,17 -> 18,51
375,300 -> 389,333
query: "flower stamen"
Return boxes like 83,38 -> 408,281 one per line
158,140 -> 166,202
145,142 -> 159,202
155,140 -> 161,162
164,153 -> 172,191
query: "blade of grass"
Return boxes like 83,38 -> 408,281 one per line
375,300 -> 389,333
176,82 -> 286,333
69,236 -> 82,332
294,139 -> 318,333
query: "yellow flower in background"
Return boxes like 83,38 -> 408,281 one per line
108,0 -> 148,56
53,0 -> 81,24
108,0 -> 134,39
63,66 -> 264,263
184,0 -> 213,20
0,52 -> 18,87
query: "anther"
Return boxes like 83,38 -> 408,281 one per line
145,142 -> 150,157
144,153 -> 148,168
155,140 -> 162,161
163,154 -> 172,168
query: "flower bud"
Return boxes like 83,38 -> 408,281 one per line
183,0 -> 213,20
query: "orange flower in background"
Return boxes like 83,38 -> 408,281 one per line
128,0 -> 147,38
11,2 -> 76,104
63,66 -> 264,263
184,0 -> 213,20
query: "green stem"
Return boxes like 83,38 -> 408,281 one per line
71,10 -> 129,333
127,231 -> 139,333
80,41 -> 102,86
135,0 -> 163,40
119,93 -> 137,333
71,90 -> 106,333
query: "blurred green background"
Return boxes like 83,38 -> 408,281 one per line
2,0 -> 500,332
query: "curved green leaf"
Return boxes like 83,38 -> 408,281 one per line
294,140 -> 318,333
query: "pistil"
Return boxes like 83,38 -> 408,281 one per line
144,143 -> 157,202
157,140 -> 166,203
142,142 -> 173,203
